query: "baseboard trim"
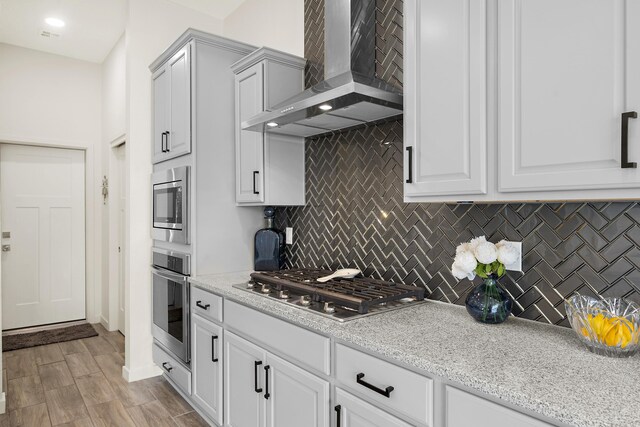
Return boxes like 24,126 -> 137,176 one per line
0,392 -> 6,414
122,363 -> 162,382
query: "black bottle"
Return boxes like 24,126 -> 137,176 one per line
254,207 -> 285,271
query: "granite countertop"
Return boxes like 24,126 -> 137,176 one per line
190,272 -> 640,427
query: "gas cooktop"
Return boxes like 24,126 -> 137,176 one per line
233,268 -> 426,322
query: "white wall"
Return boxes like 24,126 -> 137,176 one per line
0,43 -> 103,327
223,0 -> 304,57
101,33 -> 127,331
123,0 -> 224,381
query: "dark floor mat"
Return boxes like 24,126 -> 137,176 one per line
3,323 -> 98,352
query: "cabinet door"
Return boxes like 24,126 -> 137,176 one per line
446,386 -> 551,427
224,331 -> 267,427
152,66 -> 170,164
498,0 -> 640,192
265,353 -> 329,427
167,44 -> 191,159
404,0 -> 487,197
235,64 -> 265,203
334,388 -> 411,427
191,315 -> 222,425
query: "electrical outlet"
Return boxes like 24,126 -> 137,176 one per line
285,227 -> 293,245
503,241 -> 523,272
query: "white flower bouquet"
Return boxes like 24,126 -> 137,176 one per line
451,236 -> 519,281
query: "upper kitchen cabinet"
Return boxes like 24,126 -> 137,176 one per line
497,0 -> 640,194
405,0 -> 640,202
232,48 -> 306,206
404,0 -> 488,198
152,44 -> 192,164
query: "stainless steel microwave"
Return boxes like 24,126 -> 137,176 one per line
152,166 -> 189,244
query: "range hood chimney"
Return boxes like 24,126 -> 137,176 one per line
242,0 -> 403,138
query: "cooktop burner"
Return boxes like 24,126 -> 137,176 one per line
233,268 -> 426,322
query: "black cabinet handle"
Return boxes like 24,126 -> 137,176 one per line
264,365 -> 270,399
335,405 -> 342,427
162,362 -> 173,373
405,146 -> 413,183
356,373 -> 394,398
166,131 -> 171,152
254,361 -> 263,393
253,171 -> 260,194
211,335 -> 219,363
161,132 -> 167,152
196,301 -> 210,310
622,111 -> 638,168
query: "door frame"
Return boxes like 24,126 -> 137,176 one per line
108,135 -> 126,333
0,137 -> 95,329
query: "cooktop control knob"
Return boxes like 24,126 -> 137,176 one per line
300,295 -> 311,306
276,290 -> 289,299
323,302 -> 335,313
260,284 -> 271,294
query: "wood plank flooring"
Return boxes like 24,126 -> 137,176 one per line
0,324 -> 207,426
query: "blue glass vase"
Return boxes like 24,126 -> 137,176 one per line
465,275 -> 513,324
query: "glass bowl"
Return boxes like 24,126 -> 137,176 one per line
565,295 -> 640,358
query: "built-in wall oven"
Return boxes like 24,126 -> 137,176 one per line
152,166 -> 189,244
152,248 -> 191,364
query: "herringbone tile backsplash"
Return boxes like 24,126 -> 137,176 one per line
277,0 -> 640,327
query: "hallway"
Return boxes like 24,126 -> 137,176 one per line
1,324 -> 206,426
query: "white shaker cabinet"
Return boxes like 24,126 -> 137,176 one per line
404,0 -> 488,198
152,44 -> 192,164
497,0 -> 640,193
404,0 -> 640,202
191,314 -> 223,426
224,330 -> 330,427
224,330 -> 267,427
445,386 -> 552,427
334,388 -> 412,427
232,48 -> 306,206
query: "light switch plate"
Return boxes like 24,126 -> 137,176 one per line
285,227 -> 293,245
503,241 -> 523,272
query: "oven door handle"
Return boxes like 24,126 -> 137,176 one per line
151,266 -> 188,284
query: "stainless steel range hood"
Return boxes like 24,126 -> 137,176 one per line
242,0 -> 403,138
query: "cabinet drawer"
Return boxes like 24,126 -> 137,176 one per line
446,386 -> 552,427
335,387 -> 412,427
224,300 -> 330,375
191,286 -> 223,323
153,343 -> 191,395
335,343 -> 433,426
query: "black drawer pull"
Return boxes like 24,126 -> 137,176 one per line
356,373 -> 394,398
211,335 -> 219,363
166,131 -> 171,152
162,362 -> 173,373
622,111 -> 638,168
405,146 -> 413,183
196,301 -> 210,310
264,365 -> 271,400
335,405 -> 342,427
254,361 -> 263,393
253,171 -> 260,194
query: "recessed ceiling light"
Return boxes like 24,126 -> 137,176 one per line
45,17 -> 65,28
319,104 -> 333,111
267,122 -> 278,127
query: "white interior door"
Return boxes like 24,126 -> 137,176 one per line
116,143 -> 126,335
1,144 -> 85,330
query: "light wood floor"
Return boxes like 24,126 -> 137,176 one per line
0,324 -> 207,426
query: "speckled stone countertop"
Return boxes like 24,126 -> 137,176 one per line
190,272 -> 640,427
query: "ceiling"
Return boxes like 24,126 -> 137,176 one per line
166,0 -> 246,20
0,0 -> 246,64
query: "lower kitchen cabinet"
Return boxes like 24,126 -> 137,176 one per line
224,330 -> 330,427
191,314 -> 223,426
224,330 -> 267,427
334,387 -> 412,427
445,386 -> 552,427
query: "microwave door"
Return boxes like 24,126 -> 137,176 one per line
153,181 -> 182,230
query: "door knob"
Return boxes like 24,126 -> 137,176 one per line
2,245 -> 10,252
